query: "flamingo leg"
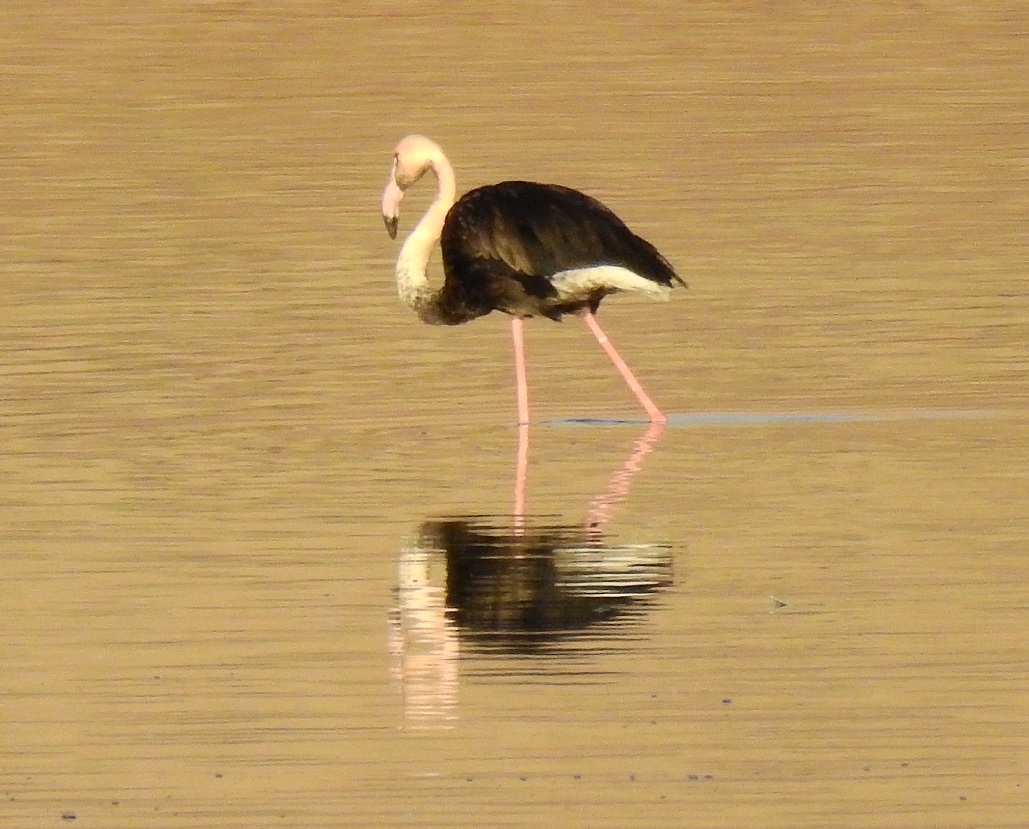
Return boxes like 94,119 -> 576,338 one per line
511,318 -> 530,535
580,311 -> 668,423
511,317 -> 530,425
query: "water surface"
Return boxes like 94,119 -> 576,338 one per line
2,2 -> 1026,827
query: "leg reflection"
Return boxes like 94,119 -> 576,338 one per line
513,421 -> 665,534
513,422 -> 529,536
583,422 -> 666,534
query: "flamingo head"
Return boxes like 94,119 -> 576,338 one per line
381,134 -> 444,239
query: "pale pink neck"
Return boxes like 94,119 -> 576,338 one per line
396,151 -> 457,318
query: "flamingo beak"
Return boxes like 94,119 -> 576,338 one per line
381,177 -> 403,240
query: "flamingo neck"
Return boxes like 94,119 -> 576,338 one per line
396,153 -> 456,323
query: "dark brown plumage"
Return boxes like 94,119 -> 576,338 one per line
438,181 -> 684,323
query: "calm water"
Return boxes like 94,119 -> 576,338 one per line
2,2 -> 1026,827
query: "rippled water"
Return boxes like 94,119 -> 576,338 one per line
2,2 -> 1026,827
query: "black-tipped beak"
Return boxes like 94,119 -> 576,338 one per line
384,215 -> 398,239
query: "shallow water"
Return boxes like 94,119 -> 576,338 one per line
2,2 -> 1027,827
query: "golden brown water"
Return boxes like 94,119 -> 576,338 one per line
2,2 -> 1026,827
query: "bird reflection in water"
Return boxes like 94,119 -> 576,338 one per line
424,517 -> 672,651
389,423 -> 670,728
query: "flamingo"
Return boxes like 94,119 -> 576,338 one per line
381,134 -> 685,424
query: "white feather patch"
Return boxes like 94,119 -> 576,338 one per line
549,266 -> 671,301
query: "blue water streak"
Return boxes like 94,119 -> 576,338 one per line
548,409 -> 997,428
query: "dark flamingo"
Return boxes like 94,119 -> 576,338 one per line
381,134 -> 685,424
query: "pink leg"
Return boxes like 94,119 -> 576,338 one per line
581,312 -> 667,423
511,318 -> 530,426
513,422 -> 528,536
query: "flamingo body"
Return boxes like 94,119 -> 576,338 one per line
439,181 -> 682,324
